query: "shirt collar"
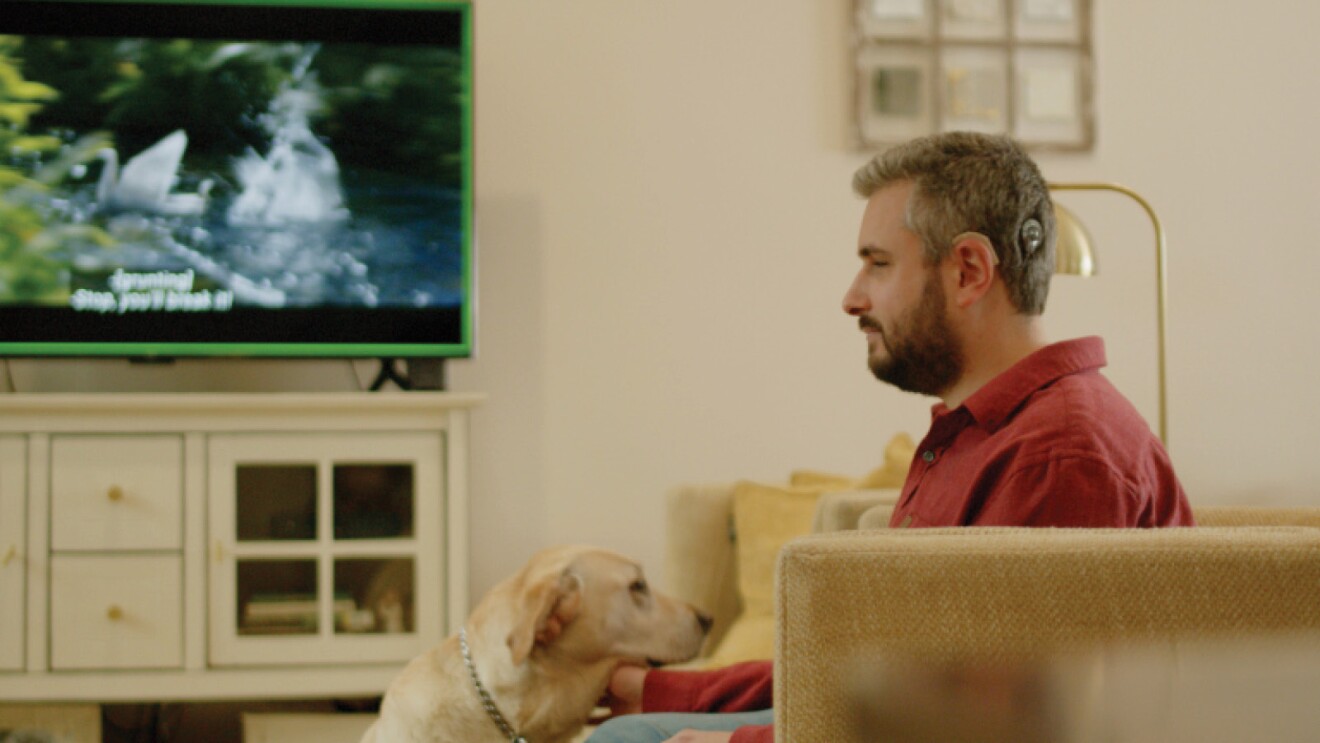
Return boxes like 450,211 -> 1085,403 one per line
931,336 -> 1108,433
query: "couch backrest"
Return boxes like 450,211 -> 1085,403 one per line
1193,505 -> 1320,527
775,526 -> 1320,740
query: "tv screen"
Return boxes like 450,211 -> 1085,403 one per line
0,0 -> 473,358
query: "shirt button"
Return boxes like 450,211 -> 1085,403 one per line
922,450 -> 936,463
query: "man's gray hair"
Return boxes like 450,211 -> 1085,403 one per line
852,132 -> 1055,315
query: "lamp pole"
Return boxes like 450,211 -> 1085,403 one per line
1049,183 -> 1168,446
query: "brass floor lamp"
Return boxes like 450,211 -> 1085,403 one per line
1049,183 -> 1168,446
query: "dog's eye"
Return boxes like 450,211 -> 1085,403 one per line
629,579 -> 649,595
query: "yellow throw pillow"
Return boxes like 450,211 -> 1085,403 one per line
786,469 -> 857,489
857,432 -> 916,489
730,480 -> 822,617
789,433 -> 916,491
701,480 -> 822,667
703,434 -> 916,667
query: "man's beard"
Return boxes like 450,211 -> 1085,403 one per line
862,272 -> 964,397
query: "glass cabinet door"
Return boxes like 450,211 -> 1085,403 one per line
208,432 -> 442,666
233,464 -> 319,637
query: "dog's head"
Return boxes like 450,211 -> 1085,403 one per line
504,545 -> 711,667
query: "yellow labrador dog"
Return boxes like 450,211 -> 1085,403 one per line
360,545 -> 712,743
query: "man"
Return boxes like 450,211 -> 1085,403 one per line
588,132 -> 1195,743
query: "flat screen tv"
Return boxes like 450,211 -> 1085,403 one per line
0,0 -> 473,360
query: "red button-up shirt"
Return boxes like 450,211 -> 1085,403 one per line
889,336 -> 1194,529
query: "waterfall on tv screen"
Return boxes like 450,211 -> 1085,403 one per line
228,46 -> 348,226
206,42 -> 382,309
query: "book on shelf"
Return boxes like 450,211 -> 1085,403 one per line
243,593 -> 357,624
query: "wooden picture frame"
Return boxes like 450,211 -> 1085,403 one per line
853,0 -> 1093,151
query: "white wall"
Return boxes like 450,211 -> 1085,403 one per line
456,0 -> 1320,598
13,0 -> 1320,604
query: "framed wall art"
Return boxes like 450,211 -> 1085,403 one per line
853,0 -> 1093,150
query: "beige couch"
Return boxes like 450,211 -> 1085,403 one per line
666,486 -> 1320,740
775,524 -> 1320,741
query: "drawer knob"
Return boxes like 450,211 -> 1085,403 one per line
1,545 -> 15,567
106,605 -> 124,621
107,486 -> 125,502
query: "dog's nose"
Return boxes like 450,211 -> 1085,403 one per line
695,610 -> 714,634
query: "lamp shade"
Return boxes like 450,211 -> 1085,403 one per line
1053,202 -> 1097,277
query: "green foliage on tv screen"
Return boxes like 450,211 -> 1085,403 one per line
0,36 -> 114,303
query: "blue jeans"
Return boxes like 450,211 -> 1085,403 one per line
586,709 -> 774,742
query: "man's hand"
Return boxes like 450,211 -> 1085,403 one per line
664,732 -> 733,743
604,663 -> 649,717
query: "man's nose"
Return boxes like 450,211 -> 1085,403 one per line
842,273 -> 869,316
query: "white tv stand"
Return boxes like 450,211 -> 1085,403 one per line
0,392 -> 481,702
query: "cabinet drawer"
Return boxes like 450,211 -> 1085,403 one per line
50,555 -> 182,670
51,435 -> 183,551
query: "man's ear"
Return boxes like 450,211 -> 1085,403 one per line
946,232 -> 998,308
506,570 -> 583,666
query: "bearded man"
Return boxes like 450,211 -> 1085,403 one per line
589,132 -> 1195,743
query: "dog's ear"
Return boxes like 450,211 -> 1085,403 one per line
507,569 -> 582,665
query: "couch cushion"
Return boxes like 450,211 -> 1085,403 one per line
787,470 -> 857,490
813,490 -> 901,532
703,434 -> 915,666
704,479 -> 821,667
732,480 -> 821,619
857,502 -> 897,530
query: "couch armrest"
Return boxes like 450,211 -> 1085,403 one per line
773,526 -> 1320,741
664,483 -> 742,657
812,489 -> 900,533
